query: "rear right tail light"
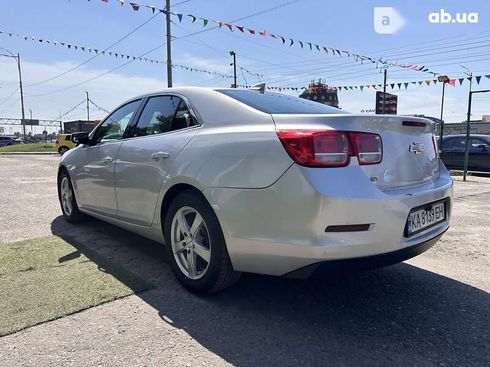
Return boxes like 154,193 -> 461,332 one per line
276,130 -> 382,167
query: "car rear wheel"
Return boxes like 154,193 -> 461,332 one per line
58,170 -> 85,223
164,191 -> 240,294
58,146 -> 69,155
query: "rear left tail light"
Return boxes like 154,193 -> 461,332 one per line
276,130 -> 382,167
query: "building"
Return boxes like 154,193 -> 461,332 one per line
299,80 -> 339,108
63,120 -> 99,134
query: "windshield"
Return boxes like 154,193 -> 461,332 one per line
217,89 -> 342,114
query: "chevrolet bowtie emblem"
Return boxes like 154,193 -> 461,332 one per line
409,142 -> 425,154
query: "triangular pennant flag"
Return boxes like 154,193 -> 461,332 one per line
67,44 -> 71,49
418,81 -> 423,86
390,83 -> 395,89
485,75 -> 490,80
298,41 -> 303,48
258,30 -> 266,36
425,80 -> 431,86
81,46 -> 85,51
236,25 -> 244,32
307,42 -> 312,50
322,46 -> 328,54
432,79 -> 437,85
119,1 -> 125,7
147,5 -> 155,13
404,82 -> 409,89
289,39 -> 294,47
225,23 -> 233,31
476,75 -> 482,84
397,83 -> 402,89
459,78 -> 464,85
177,13 -> 183,22
360,85 -> 364,91
448,79 -> 456,86
315,44 -> 320,52
280,36 -> 285,44
188,14 -> 196,23
129,3 -> 140,11
467,77 -> 472,81
335,49 -> 341,56
202,18 -> 208,27
247,28 -> 255,34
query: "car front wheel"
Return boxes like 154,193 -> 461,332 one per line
164,191 -> 240,294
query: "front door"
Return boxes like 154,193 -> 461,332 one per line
74,99 -> 141,217
115,95 -> 199,226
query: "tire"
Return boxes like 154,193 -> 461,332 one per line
58,169 -> 85,223
58,146 -> 69,155
164,191 -> 240,294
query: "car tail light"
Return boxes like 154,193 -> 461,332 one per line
432,134 -> 439,158
350,132 -> 383,165
402,121 -> 427,127
276,130 -> 383,167
276,130 -> 350,167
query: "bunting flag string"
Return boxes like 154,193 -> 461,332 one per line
87,0 -> 439,76
0,30 -> 233,79
237,74 -> 490,92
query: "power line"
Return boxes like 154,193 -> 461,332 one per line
25,11 -> 162,88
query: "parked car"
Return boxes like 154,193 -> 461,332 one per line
55,134 -> 76,155
57,88 -> 453,293
0,136 -> 23,147
439,134 -> 490,172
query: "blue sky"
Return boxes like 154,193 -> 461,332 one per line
0,0 -> 489,133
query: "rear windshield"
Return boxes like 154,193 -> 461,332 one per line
217,89 -> 341,114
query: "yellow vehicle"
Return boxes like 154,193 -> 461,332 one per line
55,134 -> 77,155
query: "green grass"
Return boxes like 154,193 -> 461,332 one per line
0,236 -> 152,336
0,142 -> 56,153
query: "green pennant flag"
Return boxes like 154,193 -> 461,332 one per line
202,18 -> 208,27
359,85 -> 364,91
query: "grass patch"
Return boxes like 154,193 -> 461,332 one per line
0,235 -> 152,336
0,142 -> 55,153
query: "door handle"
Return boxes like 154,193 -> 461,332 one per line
151,151 -> 170,160
102,156 -> 114,164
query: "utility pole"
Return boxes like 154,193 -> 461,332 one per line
16,53 -> 26,140
0,48 -> 25,139
230,51 -> 237,88
381,66 -> 388,114
165,0 -> 172,87
85,91 -> 90,122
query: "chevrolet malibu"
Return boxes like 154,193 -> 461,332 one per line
58,87 -> 453,293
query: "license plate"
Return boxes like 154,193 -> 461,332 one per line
407,201 -> 446,236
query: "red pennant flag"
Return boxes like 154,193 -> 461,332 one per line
236,25 -> 244,32
225,23 -> 233,31
448,79 -> 456,86
259,30 -> 266,36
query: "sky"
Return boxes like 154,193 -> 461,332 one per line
0,0 -> 489,134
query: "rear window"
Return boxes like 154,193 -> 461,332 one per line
65,135 -> 72,141
217,90 -> 341,114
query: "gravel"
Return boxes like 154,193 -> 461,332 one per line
0,155 -> 488,367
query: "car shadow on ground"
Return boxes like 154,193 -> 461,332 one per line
51,215 -> 489,367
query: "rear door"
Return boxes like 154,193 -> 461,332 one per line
440,137 -> 462,169
115,95 -> 199,226
468,137 -> 490,171
74,99 -> 141,217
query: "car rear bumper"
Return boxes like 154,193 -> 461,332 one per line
204,161 -> 453,276
285,229 -> 446,279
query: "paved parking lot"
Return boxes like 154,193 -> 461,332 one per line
0,155 -> 489,367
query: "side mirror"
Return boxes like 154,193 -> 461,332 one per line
71,132 -> 92,145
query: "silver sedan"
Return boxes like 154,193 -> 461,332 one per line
58,87 -> 453,293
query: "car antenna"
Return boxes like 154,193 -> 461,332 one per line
250,83 -> 266,94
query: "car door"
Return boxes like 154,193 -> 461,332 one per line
442,137 -> 467,169
468,137 -> 490,171
74,99 -> 141,217
115,95 -> 200,226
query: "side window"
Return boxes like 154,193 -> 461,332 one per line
93,100 -> 141,143
470,138 -> 490,148
131,96 -> 197,138
65,135 -> 72,142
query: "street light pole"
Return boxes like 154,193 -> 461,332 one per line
165,0 -> 173,87
230,51 -> 237,88
85,91 -> 90,122
437,75 -> 449,150
381,66 -> 388,114
463,72 -> 473,181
